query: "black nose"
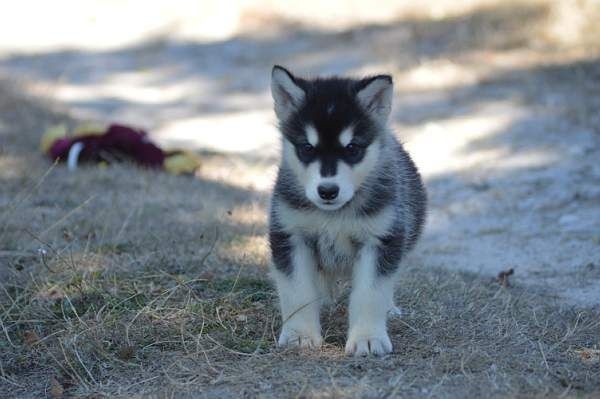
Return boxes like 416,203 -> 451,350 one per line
318,184 -> 339,201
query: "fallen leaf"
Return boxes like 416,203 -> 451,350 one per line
49,377 -> 64,398
62,228 -> 74,242
236,314 -> 248,322
574,347 -> 600,364
496,268 -> 514,287
198,271 -> 214,280
118,345 -> 136,360
23,330 -> 40,347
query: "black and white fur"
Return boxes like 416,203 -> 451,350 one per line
269,66 -> 426,356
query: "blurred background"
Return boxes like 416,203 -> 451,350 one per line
1,0 -> 599,302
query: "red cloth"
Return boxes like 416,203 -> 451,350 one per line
49,124 -> 165,168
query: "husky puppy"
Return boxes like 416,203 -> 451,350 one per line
269,66 -> 426,356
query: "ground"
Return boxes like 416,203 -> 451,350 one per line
0,1 -> 599,398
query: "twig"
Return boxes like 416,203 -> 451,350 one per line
538,341 -> 550,373
0,316 -> 17,348
58,339 -> 89,389
197,226 -> 219,270
0,361 -> 24,388
228,263 -> 244,296
63,294 -> 87,327
72,335 -> 98,385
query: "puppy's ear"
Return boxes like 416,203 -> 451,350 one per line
356,75 -> 393,125
271,65 -> 305,120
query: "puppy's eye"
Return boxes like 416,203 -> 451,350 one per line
345,143 -> 364,160
296,143 -> 316,161
299,143 -> 315,155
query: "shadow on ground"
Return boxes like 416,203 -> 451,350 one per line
0,1 -> 557,127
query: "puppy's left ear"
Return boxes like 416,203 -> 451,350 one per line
271,65 -> 305,121
356,75 -> 393,125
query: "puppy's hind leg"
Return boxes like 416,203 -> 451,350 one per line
271,236 -> 323,349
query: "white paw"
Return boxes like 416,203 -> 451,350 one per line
345,333 -> 392,356
278,326 -> 323,349
388,305 -> 402,319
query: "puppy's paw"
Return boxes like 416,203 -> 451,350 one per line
278,326 -> 323,349
345,333 -> 392,356
388,305 -> 402,319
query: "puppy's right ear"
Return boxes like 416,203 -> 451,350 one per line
271,65 -> 305,120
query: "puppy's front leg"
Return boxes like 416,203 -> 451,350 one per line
272,236 -> 323,349
345,245 -> 396,356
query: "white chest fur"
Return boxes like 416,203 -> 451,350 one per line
314,231 -> 357,271
274,202 -> 396,271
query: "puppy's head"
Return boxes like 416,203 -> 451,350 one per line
271,65 -> 393,211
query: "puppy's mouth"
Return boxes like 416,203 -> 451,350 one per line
315,199 -> 346,211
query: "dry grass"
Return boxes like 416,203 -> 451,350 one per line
2,227 -> 599,398
1,84 -> 599,399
